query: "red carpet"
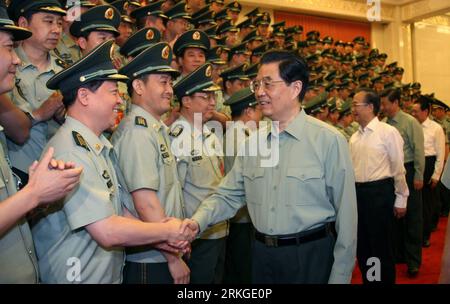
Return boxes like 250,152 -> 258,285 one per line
352,216 -> 448,284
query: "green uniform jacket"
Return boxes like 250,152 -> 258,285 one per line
192,110 -> 358,283
7,46 -> 64,173
112,105 -> 185,263
32,117 -> 131,283
0,125 -> 39,283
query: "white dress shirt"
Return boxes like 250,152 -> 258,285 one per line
422,117 -> 445,180
350,117 -> 409,208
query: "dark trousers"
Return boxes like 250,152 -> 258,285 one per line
423,156 -> 438,241
393,162 -> 423,270
223,222 -> 254,284
122,261 -> 173,284
11,167 -> 28,189
188,237 -> 226,284
252,226 -> 335,284
440,182 -> 450,215
356,178 -> 396,284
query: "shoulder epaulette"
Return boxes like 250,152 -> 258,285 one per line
72,131 -> 90,151
169,125 -> 184,137
135,116 -> 148,128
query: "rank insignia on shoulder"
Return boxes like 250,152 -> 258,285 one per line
169,125 -> 183,137
135,116 -> 148,128
54,56 -> 69,69
72,131 -> 90,151
190,149 -> 200,156
102,170 -> 110,180
192,156 -> 203,162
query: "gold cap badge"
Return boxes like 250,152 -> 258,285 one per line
105,8 -> 114,20
205,65 -> 212,77
162,45 -> 170,59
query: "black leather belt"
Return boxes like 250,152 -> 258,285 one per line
254,223 -> 333,248
355,177 -> 394,188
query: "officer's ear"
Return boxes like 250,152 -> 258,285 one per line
77,37 -> 87,51
289,80 -> 302,101
17,16 -> 29,29
182,96 -> 191,109
77,88 -> 90,106
131,78 -> 144,96
224,80 -> 232,91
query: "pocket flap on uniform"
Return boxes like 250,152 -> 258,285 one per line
286,167 -> 323,181
242,167 -> 265,180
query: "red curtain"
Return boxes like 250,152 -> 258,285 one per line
274,11 -> 371,44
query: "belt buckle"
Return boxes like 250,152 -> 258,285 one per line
264,235 -> 278,247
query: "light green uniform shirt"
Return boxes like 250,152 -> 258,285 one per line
442,159 -> 450,189
385,110 -> 425,181
55,32 -> 81,65
223,120 -> 251,223
111,105 -> 185,263
216,91 -> 231,118
192,110 -> 358,283
170,116 -> 228,239
335,123 -> 351,142
32,117 -> 129,283
0,125 -> 39,283
433,116 -> 450,145
7,46 -> 64,173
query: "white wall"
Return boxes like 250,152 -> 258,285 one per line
412,21 -> 450,100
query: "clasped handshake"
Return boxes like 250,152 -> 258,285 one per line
156,218 -> 200,255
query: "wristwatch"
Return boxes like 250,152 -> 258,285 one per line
24,111 -> 39,127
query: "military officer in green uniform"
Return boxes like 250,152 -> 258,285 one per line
181,50 -> 357,284
119,27 -> 161,60
381,88 -> 425,277
326,97 -> 339,126
222,87 -> 262,284
431,97 -> 450,217
110,0 -> 135,67
112,42 -> 189,284
69,4 -> 130,123
304,91 -> 329,122
173,29 -> 229,127
334,101 -> 353,141
227,41 -> 251,68
130,0 -> 167,34
31,40 -> 194,284
0,1 -> 83,283
69,4 -> 121,58
7,0 -> 68,184
220,63 -> 249,118
225,1 -> 241,25
163,1 -> 191,45
170,63 -> 229,284
56,0 -> 94,65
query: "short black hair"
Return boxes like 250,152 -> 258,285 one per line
260,50 -> 309,100
356,88 -> 380,115
415,95 -> 431,113
380,88 -> 401,105
127,73 -> 151,96
62,80 -> 105,108
22,10 -> 36,22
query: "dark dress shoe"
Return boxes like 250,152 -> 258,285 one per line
407,267 -> 419,278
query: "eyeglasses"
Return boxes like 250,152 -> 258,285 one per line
250,79 -> 286,93
351,102 -> 369,108
192,93 -> 215,102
